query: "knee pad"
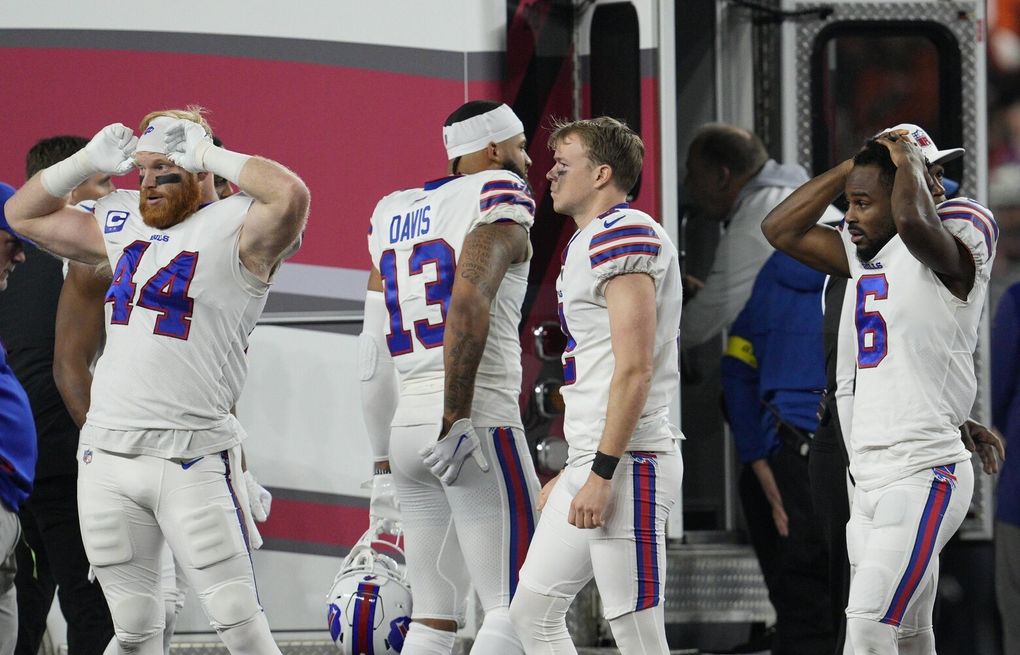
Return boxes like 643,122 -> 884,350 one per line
111,596 -> 163,643
178,504 -> 244,569
203,581 -> 260,630
897,626 -> 935,655
217,612 -> 277,653
81,510 -> 133,566
508,584 -> 572,645
846,617 -> 897,654
848,563 -> 895,616
112,634 -> 164,655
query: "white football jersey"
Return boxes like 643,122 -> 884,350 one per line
367,171 -> 534,427
842,197 -> 997,490
556,205 -> 683,461
83,190 -> 268,455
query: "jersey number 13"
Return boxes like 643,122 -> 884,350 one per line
379,239 -> 456,356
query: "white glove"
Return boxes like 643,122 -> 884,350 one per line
368,473 -> 401,534
164,119 -> 213,173
420,418 -> 490,485
84,123 -> 139,174
244,470 -> 272,522
41,123 -> 137,197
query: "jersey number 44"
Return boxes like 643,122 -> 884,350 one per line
106,240 -> 198,340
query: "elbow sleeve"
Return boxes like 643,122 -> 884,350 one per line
359,291 -> 399,462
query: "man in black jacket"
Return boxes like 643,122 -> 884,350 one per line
0,136 -> 115,655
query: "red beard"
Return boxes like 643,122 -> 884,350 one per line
139,174 -> 202,229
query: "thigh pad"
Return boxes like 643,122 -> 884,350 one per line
81,509 -> 133,566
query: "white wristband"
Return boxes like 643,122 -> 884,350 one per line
40,150 -> 99,198
199,144 -> 252,184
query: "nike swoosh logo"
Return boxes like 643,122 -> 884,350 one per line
603,215 -> 624,228
181,457 -> 204,470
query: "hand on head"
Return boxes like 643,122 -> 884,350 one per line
84,124 -> 138,175
163,119 -> 213,173
875,128 -> 925,168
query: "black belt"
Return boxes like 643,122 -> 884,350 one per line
761,397 -> 816,458
777,422 -> 812,458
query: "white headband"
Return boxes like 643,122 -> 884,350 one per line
134,116 -> 177,155
443,104 -> 524,159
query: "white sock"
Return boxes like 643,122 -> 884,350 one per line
898,626 -> 936,655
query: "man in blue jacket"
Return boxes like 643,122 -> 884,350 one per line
721,249 -> 834,655
991,282 -> 1020,654
0,181 -> 38,655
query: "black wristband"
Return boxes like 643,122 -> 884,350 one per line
591,451 -> 620,480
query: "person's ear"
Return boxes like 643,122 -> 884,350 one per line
716,166 -> 732,190
486,141 -> 501,165
592,163 -> 614,190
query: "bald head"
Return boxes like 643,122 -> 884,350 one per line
684,123 -> 769,221
689,124 -> 768,178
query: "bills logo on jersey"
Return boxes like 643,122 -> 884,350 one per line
82,449 -> 93,464
933,464 -> 958,488
104,210 -> 129,234
631,452 -> 658,465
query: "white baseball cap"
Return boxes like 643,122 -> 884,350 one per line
885,123 -> 965,165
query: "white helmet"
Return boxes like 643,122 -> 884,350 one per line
327,528 -> 412,653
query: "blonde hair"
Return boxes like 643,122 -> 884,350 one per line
548,116 -> 644,193
138,105 -> 213,136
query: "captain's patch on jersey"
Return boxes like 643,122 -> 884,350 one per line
104,210 -> 129,234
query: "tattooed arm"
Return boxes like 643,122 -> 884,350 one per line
441,221 -> 529,433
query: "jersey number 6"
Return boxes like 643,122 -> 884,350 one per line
106,240 -> 198,340
855,273 -> 888,368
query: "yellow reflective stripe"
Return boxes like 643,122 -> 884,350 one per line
724,335 -> 758,368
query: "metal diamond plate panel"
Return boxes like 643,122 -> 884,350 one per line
793,2 -> 979,192
167,640 -> 472,655
664,545 -> 774,623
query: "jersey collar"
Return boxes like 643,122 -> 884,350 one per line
423,175 -> 462,191
596,202 -> 629,220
